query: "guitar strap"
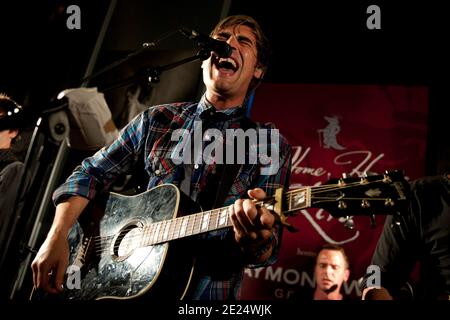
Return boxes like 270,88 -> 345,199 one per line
210,116 -> 257,208
180,163 -> 193,196
180,156 -> 241,209
211,163 -> 241,208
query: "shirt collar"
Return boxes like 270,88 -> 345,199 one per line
196,94 -> 246,120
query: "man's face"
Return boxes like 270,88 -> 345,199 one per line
314,249 -> 350,293
202,24 -> 263,102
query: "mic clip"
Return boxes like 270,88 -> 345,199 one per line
196,49 -> 212,61
179,27 -> 232,58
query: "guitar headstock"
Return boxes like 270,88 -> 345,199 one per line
309,170 -> 410,218
272,170 -> 410,232
282,170 -> 410,218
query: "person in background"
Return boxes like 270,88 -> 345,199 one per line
362,173 -> 450,300
0,93 -> 26,220
313,244 -> 350,300
0,94 -> 29,261
294,243 -> 351,300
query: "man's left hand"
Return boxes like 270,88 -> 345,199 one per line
229,188 -> 275,262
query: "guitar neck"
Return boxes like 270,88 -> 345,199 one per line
142,206 -> 233,246
139,171 -> 409,246
142,187 -> 312,246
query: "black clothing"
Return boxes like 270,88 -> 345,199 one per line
369,173 -> 450,299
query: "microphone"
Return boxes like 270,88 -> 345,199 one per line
180,28 -> 232,58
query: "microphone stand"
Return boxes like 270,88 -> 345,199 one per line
79,28 -> 182,86
6,26 -> 213,300
82,27 -> 212,94
99,48 -> 211,93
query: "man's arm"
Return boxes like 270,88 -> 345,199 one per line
31,106 -> 174,294
31,196 -> 89,294
362,287 -> 393,300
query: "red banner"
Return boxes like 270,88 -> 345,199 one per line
241,83 -> 429,299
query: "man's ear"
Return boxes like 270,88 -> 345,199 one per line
344,269 -> 350,282
8,129 -> 18,140
254,65 -> 264,80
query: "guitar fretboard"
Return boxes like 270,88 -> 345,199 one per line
142,206 -> 232,246
141,187 -> 312,246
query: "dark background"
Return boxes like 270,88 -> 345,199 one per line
1,0 -> 448,173
0,0 -> 448,301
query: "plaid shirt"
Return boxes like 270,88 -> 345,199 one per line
53,94 -> 292,300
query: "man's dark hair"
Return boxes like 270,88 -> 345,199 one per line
210,15 -> 271,94
318,243 -> 350,269
0,94 -> 23,131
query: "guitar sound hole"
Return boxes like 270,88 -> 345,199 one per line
111,221 -> 144,261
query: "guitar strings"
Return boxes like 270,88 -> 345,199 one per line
90,197 -> 276,253
87,178 -> 395,254
89,178 -> 392,253
91,207 -> 235,254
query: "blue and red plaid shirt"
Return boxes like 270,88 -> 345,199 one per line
53,94 -> 292,299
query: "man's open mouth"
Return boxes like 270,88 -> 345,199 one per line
214,57 -> 239,74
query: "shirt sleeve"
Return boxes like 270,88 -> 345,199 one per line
52,111 -> 150,205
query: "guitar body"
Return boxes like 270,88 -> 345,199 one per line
63,184 -> 199,300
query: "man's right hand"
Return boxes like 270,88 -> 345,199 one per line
362,287 -> 393,300
31,196 -> 89,294
31,231 -> 70,294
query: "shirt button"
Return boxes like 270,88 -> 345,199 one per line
155,169 -> 161,176
194,164 -> 199,169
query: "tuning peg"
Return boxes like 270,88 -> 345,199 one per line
361,199 -> 370,209
360,171 -> 368,184
383,172 -> 392,183
343,216 -> 355,230
338,200 -> 347,210
339,173 -> 352,186
369,214 -> 376,228
384,198 -> 394,207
